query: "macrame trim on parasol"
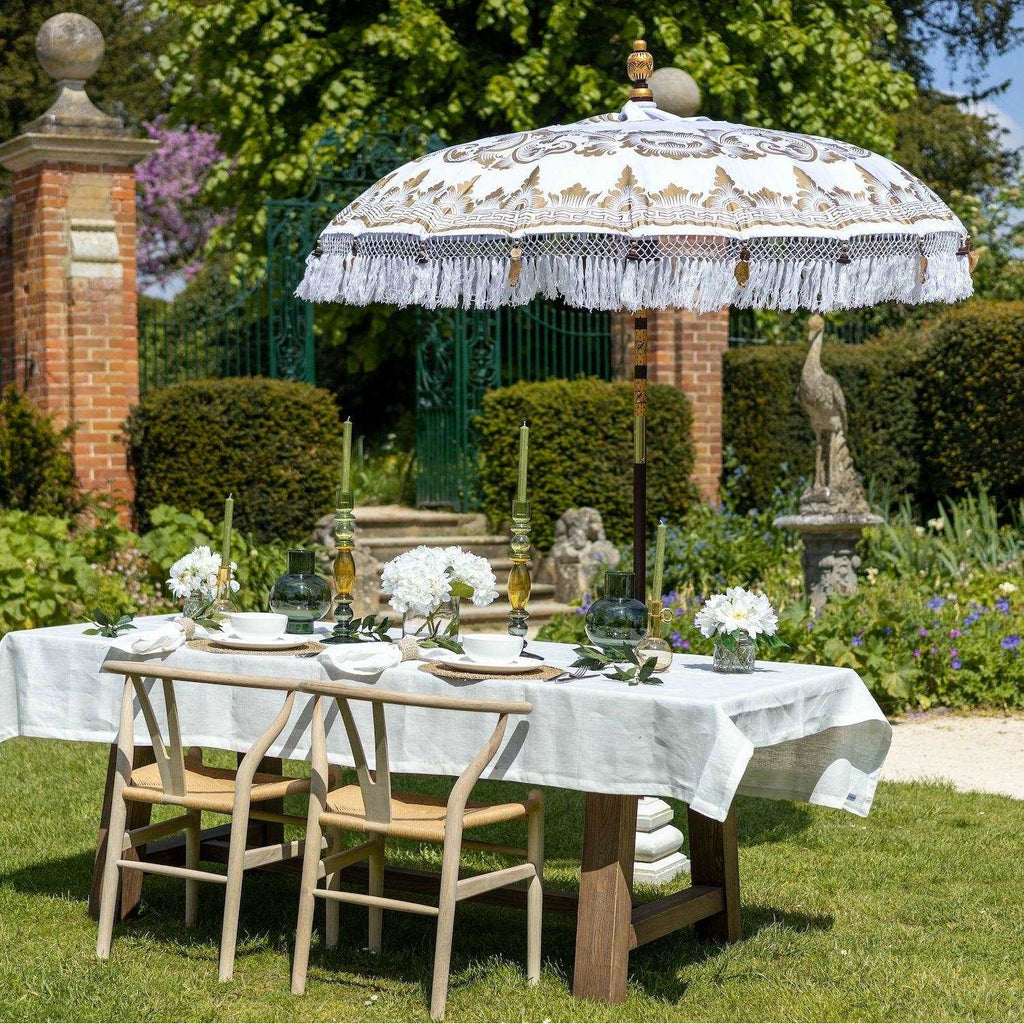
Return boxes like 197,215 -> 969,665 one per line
296,230 -> 973,313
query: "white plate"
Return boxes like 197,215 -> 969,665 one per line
208,633 -> 310,651
443,654 -> 543,675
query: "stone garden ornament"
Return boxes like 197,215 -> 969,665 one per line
298,40 -> 975,601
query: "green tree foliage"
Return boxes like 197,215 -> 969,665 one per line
156,0 -> 916,269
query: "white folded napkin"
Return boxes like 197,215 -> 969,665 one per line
317,641 -> 403,678
103,617 -> 194,655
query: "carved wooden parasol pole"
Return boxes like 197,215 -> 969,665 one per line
627,41 -> 654,601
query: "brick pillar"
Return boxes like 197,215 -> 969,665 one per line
613,307 -> 730,502
0,14 -> 155,499
0,198 -> 13,387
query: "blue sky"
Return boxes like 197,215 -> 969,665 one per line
926,32 -> 1024,151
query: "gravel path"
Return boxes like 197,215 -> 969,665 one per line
882,712 -> 1024,799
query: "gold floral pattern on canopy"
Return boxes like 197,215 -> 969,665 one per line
337,158 -> 956,236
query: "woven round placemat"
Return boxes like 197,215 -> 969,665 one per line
187,638 -> 325,657
419,660 -> 562,682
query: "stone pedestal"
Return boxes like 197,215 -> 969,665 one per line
0,14 -> 155,500
633,797 -> 689,886
774,512 -> 883,611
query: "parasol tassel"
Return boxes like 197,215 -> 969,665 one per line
734,246 -> 751,288
508,245 -> 523,286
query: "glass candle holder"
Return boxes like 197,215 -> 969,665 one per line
270,549 -> 332,634
584,570 -> 647,652
635,601 -> 674,671
208,563 -> 239,620
507,498 -> 532,637
325,489 -> 358,644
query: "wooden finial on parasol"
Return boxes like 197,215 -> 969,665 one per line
627,39 -> 654,101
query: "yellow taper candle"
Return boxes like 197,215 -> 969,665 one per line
652,518 -> 666,603
341,418 -> 352,494
516,421 -> 529,502
221,493 -> 233,564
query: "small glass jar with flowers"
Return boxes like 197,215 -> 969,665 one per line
694,586 -> 786,673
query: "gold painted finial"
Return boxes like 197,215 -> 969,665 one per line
627,39 -> 654,101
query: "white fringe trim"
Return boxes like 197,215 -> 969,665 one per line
296,250 -> 972,313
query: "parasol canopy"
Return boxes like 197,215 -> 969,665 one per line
297,41 -> 974,605
298,72 -> 973,314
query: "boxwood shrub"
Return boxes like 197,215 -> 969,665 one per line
723,301 -> 1024,511
127,378 -> 345,542
723,338 -> 924,511
918,301 -> 1024,505
477,377 -> 698,550
0,386 -> 79,515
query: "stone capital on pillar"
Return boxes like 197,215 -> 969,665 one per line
0,13 -> 157,502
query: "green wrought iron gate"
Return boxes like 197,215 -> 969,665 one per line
416,301 -> 612,509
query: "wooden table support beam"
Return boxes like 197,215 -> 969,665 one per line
687,803 -> 741,943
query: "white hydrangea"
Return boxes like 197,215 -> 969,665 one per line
166,546 -> 238,603
381,545 -> 497,617
694,586 -> 778,640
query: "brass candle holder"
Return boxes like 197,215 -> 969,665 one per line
507,498 -> 532,637
209,563 -> 239,619
325,488 -> 359,644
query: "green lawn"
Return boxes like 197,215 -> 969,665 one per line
0,738 -> 1021,1022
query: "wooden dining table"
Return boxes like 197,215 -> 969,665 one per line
1,619 -> 891,1004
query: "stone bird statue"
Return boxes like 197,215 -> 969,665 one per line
796,315 -> 868,513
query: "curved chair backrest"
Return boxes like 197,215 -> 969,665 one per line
101,660 -> 305,800
299,678 -> 533,828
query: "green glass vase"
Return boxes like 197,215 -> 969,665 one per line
584,570 -> 648,652
269,549 -> 332,634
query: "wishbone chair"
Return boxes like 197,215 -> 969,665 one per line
290,679 -> 543,1021
95,660 -> 314,982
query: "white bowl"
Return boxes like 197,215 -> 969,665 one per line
228,612 -> 288,639
461,632 -> 524,664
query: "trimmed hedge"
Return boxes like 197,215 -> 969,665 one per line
0,387 -> 79,515
477,377 -> 698,550
918,301 -> 1024,504
723,339 -> 923,510
127,378 -> 345,543
724,301 -> 1024,511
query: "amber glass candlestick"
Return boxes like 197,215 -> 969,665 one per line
326,488 -> 358,643
507,498 -> 532,637
209,563 -> 239,619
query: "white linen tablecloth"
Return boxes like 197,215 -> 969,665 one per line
0,616 -> 891,822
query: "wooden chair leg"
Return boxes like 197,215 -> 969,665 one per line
291,811 -> 325,996
95,788 -> 129,959
430,824 -> 463,1021
526,791 -> 544,984
324,826 -> 342,949
218,799 -> 252,982
184,808 -> 202,928
368,836 -> 385,954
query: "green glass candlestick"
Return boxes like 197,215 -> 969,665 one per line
324,489 -> 359,644
507,498 -> 532,637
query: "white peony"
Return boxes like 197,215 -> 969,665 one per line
694,586 -> 778,640
381,545 -> 497,617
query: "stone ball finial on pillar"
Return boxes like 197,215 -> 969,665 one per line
36,13 -> 104,81
650,66 -> 701,117
24,13 -> 124,136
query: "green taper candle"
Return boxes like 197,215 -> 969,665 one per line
516,422 -> 529,502
341,418 -> 352,494
652,518 -> 666,603
221,493 -> 233,564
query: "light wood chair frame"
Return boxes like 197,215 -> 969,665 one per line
290,681 -> 543,1021
95,660 -> 314,981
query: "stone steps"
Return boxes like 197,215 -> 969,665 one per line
358,533 -> 511,562
354,505 -> 487,540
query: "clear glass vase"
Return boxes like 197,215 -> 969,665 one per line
713,634 -> 757,673
584,570 -> 648,652
402,596 -> 461,642
269,549 -> 332,634
181,592 -> 208,620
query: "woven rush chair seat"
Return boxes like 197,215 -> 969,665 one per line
124,756 -> 310,814
321,784 -> 540,842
